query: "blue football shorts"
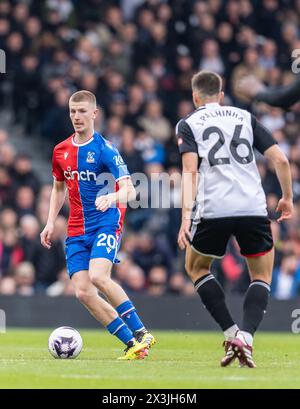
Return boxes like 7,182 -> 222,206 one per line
65,226 -> 122,277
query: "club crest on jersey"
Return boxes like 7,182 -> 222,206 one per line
86,151 -> 95,163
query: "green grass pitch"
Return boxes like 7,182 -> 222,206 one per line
0,329 -> 299,389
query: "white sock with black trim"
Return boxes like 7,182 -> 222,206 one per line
224,324 -> 239,341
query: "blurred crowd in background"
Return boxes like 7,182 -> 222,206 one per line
0,0 -> 300,299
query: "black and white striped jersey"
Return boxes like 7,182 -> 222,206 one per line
176,102 -> 276,221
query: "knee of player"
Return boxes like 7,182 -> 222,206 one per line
185,260 -> 199,279
185,260 -> 210,281
184,260 -> 192,276
185,256 -> 197,275
89,271 -> 109,291
75,288 -> 94,305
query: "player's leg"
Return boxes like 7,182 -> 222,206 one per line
66,238 -> 147,360
231,249 -> 274,368
89,258 -> 155,348
234,217 -> 274,367
186,244 -> 239,367
71,269 -> 119,326
186,245 -> 238,339
72,270 -> 147,360
188,218 -> 240,366
244,248 -> 274,338
90,230 -> 155,350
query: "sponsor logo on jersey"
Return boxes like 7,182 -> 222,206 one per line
86,151 -> 95,163
63,166 -> 97,181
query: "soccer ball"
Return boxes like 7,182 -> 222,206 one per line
48,326 -> 83,359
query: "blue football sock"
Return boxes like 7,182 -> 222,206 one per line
106,317 -> 134,345
116,300 -> 145,333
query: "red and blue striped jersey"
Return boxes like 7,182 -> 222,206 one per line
52,132 -> 130,237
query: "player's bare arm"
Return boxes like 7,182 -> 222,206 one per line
264,144 -> 293,222
95,177 -> 136,212
178,152 -> 198,250
40,179 -> 66,249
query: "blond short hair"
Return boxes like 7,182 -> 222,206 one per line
69,90 -> 97,107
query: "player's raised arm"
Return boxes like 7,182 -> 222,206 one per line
40,179 -> 66,249
264,144 -> 293,222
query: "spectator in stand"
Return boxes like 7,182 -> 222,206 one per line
132,232 -> 172,276
19,214 -> 40,267
125,83 -> 145,127
0,227 -> 24,277
0,130 -> 8,146
46,268 -> 75,297
199,38 -> 225,75
258,39 -> 277,70
123,265 -> 146,294
14,186 -> 35,217
174,50 -> 196,100
147,265 -> 168,296
168,271 -> 186,295
98,70 -> 127,116
14,261 -> 35,296
0,143 -> 15,172
113,258 -> 136,286
0,166 -> 13,207
105,116 -> 123,147
231,47 -> 267,104
272,254 -> 300,299
34,241 -> 65,289
119,126 -> 145,174
42,87 -> 74,143
138,99 -> 172,144
0,208 -> 18,230
0,277 -> 16,295
13,54 -> 41,133
135,128 -> 165,166
11,153 -> 41,196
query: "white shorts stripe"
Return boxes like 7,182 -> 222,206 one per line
190,245 -> 224,259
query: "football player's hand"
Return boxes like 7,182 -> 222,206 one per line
276,198 -> 293,222
95,194 -> 114,212
178,219 -> 192,250
40,223 -> 54,249
236,75 -> 265,99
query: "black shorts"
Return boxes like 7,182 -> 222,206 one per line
191,216 -> 273,258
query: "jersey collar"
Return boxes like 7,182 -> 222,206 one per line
205,102 -> 220,108
72,133 -> 94,147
